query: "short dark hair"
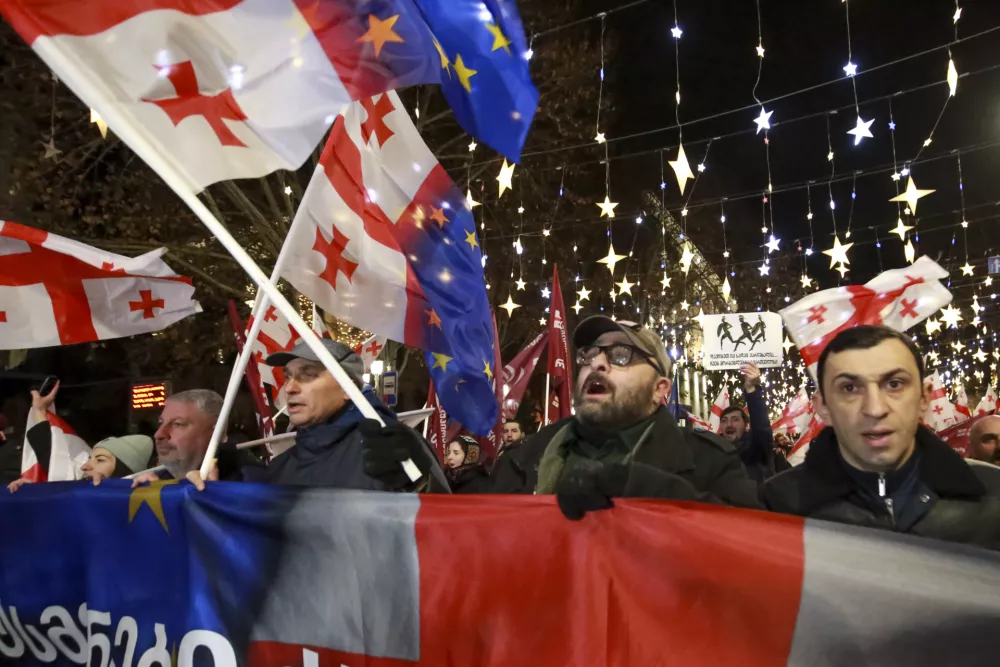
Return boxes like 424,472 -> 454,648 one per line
503,419 -> 522,429
719,405 -> 747,424
817,325 -> 924,396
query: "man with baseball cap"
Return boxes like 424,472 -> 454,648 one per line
490,316 -> 760,518
245,338 -> 444,491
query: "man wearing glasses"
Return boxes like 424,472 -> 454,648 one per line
490,316 -> 760,518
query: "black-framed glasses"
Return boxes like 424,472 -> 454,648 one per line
575,343 -> 660,373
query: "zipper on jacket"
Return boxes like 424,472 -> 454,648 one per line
877,473 -> 895,526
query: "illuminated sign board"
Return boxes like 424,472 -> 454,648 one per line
131,383 -> 167,410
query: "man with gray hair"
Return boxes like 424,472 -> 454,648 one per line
131,389 -> 223,483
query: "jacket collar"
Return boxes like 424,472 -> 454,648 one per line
294,387 -> 395,454
798,425 -> 986,511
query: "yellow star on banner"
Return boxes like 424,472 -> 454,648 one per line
90,108 -> 108,139
453,54 -> 478,93
889,177 -> 935,216
482,360 -> 494,381
485,23 -> 512,54
669,144 -> 695,195
429,207 -> 449,228
500,294 -> 520,316
431,352 -> 452,371
426,309 -> 442,329
823,235 -> 853,268
596,196 -> 618,218
433,38 -> 450,75
128,479 -> 180,534
357,14 -> 404,58
597,244 -> 626,274
464,229 -> 479,250
497,159 -> 515,198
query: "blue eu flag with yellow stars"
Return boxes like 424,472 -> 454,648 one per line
338,0 -> 538,160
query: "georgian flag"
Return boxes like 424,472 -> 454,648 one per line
786,409 -> 825,466
975,385 -> 998,416
354,334 -> 387,375
0,221 -> 199,349
924,371 -> 960,432
245,298 -> 301,412
771,388 -> 813,434
707,387 -> 731,432
954,384 -> 972,421
780,257 -> 952,381
20,408 -> 90,482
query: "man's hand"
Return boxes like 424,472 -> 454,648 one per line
741,362 -> 761,393
555,460 -> 629,520
30,381 -> 59,421
130,471 -> 161,488
360,420 -> 435,490
185,459 -> 218,492
7,478 -> 33,494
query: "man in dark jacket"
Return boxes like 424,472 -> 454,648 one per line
489,316 -> 760,518
764,325 -> 1000,551
719,362 -> 790,482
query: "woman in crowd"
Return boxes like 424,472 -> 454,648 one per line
444,434 -> 491,494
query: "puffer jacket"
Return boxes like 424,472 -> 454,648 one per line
763,425 -> 1000,552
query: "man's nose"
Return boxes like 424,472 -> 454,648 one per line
861,386 -> 890,418
586,351 -> 610,372
285,378 -> 300,395
154,424 -> 168,442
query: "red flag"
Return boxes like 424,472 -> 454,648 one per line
501,330 -> 548,420
227,300 -> 273,438
424,380 -> 448,464
0,221 -> 199,349
937,412 -> 993,457
546,264 -> 572,422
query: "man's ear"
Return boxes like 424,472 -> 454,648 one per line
813,391 -> 831,424
655,376 -> 672,405
919,376 -> 931,416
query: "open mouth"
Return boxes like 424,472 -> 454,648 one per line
287,401 -> 304,413
862,429 -> 894,448
583,376 -> 611,397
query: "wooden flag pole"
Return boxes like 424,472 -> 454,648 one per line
30,41 -> 419,482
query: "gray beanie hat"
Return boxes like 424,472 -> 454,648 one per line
93,435 -> 154,475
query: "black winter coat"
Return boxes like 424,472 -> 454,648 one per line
763,425 -> 1000,552
447,465 -> 492,494
489,407 -> 761,509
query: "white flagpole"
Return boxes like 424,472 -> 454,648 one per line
543,372 -> 551,426
29,42 -> 420,482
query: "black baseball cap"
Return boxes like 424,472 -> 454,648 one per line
266,339 -> 364,383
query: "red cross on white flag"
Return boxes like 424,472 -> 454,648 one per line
0,221 -> 199,349
707,387 -> 731,433
954,383 -> 972,422
354,334 -> 387,375
923,372 -> 960,431
975,386 -> 997,416
780,256 -> 952,381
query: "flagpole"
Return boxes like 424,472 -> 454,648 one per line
543,372 -> 551,426
28,42 -> 419,482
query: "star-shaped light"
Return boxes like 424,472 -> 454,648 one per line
940,304 -> 963,329
765,235 -> 781,253
283,185 -> 293,195
835,264 -> 849,278
680,300 -> 690,311
823,235 -> 853,268
661,273 -> 672,289
962,262 -> 974,276
496,159 -> 515,198
827,150 -> 834,162
986,276 -> 994,287
515,277 -> 526,291
889,177 -> 935,215
904,240 -> 916,264
925,318 -> 942,336
577,286 -> 591,301
843,61 -> 857,77
847,116 -> 875,145
722,276 -> 731,299
800,274 -> 813,288
754,108 -> 773,134
596,196 -> 619,218
616,277 -> 634,297
679,244 -> 695,274
595,131 -> 606,144
499,294 -> 520,316
890,217 -> 913,241
42,137 -> 61,161
468,140 -> 477,152
90,108 -> 108,138
669,144 -> 695,194
891,171 -> 901,182
954,6 -> 962,23
540,285 -> 551,299
953,341 -> 966,353
947,58 -> 958,97
782,337 -> 793,352
597,244 -> 626,274
756,44 -> 765,58
974,348 -> 988,363
694,308 -> 707,328
697,163 -> 706,173
758,263 -> 770,276
465,189 -> 480,210
670,25 -> 683,39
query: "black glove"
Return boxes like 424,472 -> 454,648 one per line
360,419 -> 436,491
555,460 -> 630,520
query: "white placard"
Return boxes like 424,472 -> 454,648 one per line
702,312 -> 783,370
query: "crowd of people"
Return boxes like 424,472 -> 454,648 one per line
5,315 -> 1000,552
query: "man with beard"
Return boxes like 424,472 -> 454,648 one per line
718,362 -> 790,483
764,326 -> 1000,551
488,316 -> 760,518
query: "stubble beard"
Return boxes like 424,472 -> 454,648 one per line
574,379 -> 656,430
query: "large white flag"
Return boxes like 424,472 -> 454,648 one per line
21,409 -> 90,482
975,386 -> 998,416
954,384 -> 972,421
923,372 -> 960,431
0,221 -> 199,349
707,387 -> 731,433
